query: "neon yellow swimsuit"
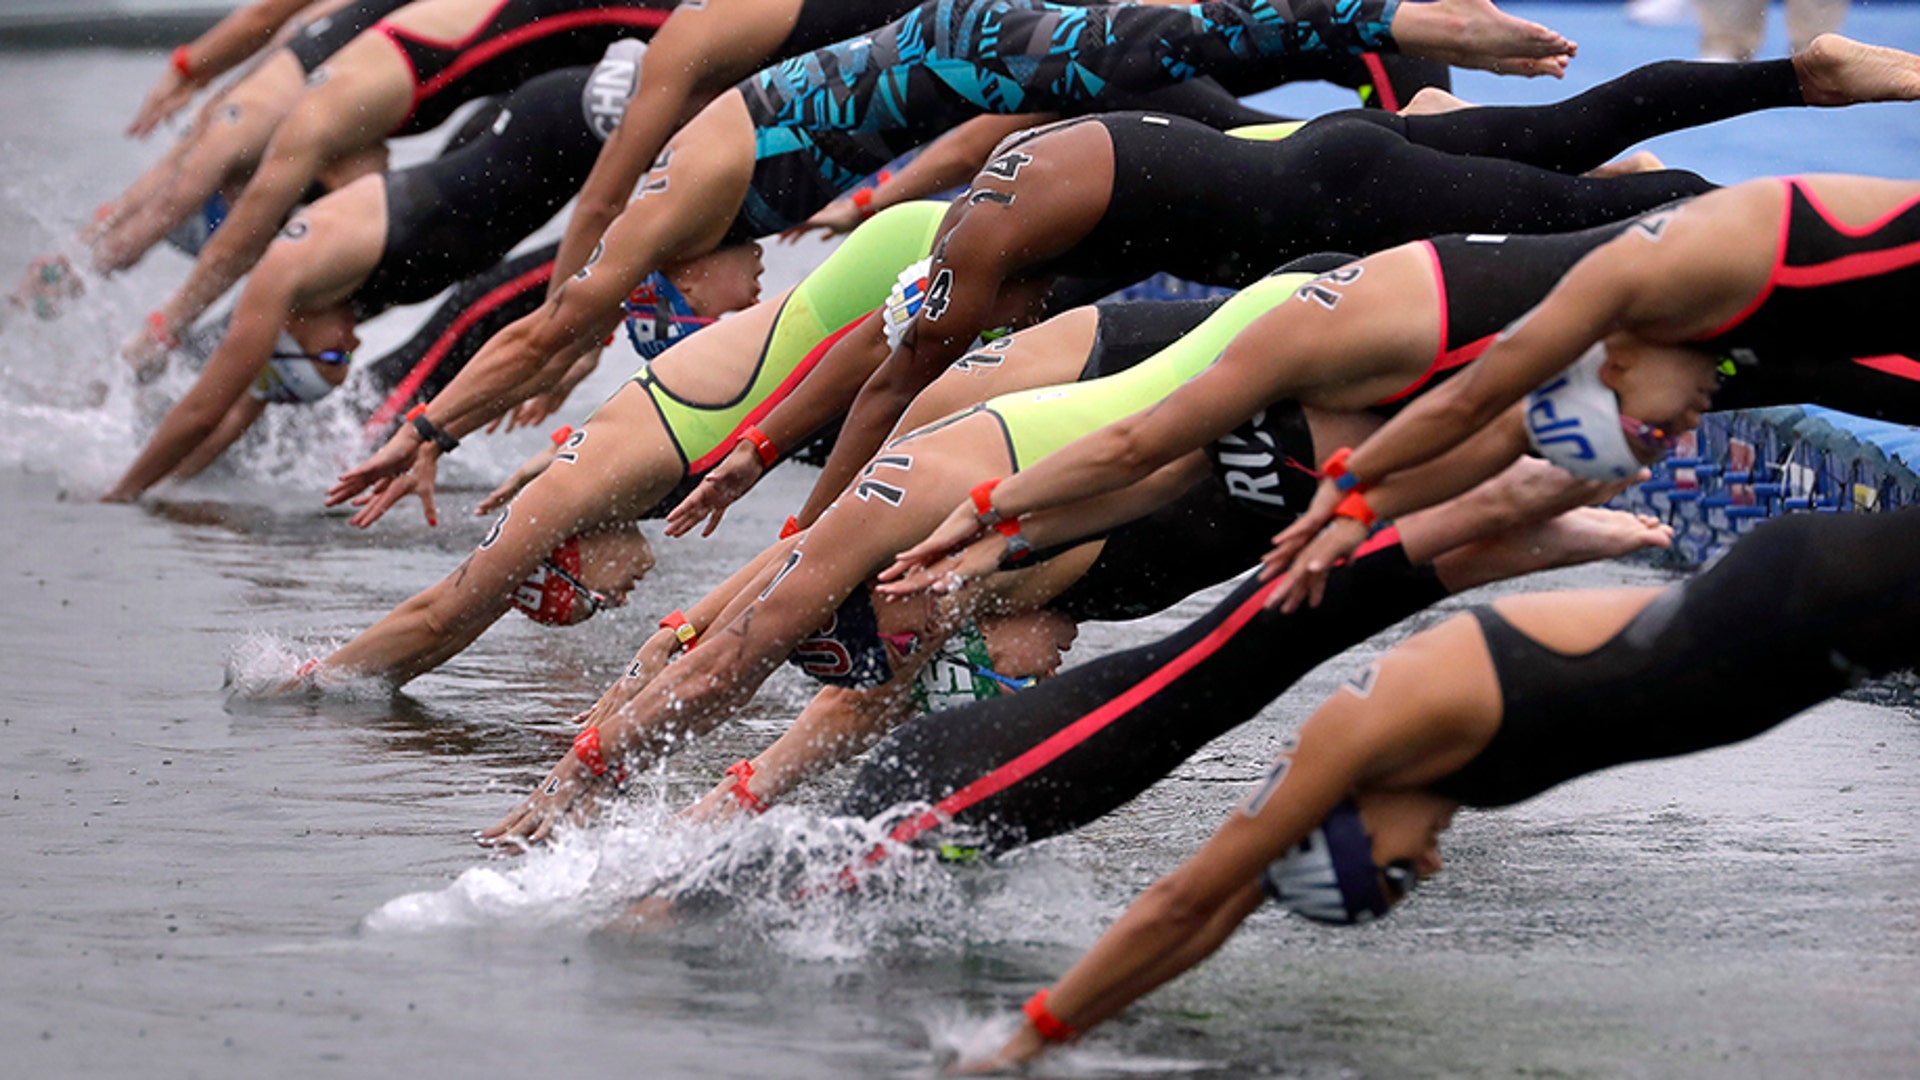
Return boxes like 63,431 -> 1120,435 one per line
630,200 -> 948,471
980,271 -> 1313,470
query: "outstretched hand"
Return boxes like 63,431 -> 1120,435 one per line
874,530 -> 1004,598
777,197 -> 862,244
128,69 -> 196,138
663,441 -> 763,538
476,752 -> 603,849
327,438 -> 440,528
1258,477 -> 1360,612
1260,493 -> 1370,613
877,500 -> 988,586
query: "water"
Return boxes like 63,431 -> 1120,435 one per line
5,15 -> 1920,1078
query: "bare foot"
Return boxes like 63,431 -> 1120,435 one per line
1392,0 -> 1577,78
1434,507 -> 1672,591
1585,150 -> 1667,179
1794,34 -> 1920,106
1398,86 -> 1474,116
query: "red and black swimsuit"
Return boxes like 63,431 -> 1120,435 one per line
1693,178 -> 1920,366
377,0 -> 676,135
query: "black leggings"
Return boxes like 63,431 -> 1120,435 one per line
838,538 -> 1448,854
1080,57 -> 1806,286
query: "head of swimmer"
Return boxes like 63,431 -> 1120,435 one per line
279,308 -> 361,387
663,242 -> 765,317
535,530 -> 657,627
1265,788 -> 1457,925
979,608 -> 1078,680
1595,336 -> 1723,460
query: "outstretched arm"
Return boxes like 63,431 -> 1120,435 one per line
104,271 -> 297,501
781,113 -> 1050,242
549,0 -> 792,289
128,0 -> 312,137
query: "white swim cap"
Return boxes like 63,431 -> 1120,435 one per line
1524,343 -> 1643,481
583,39 -> 645,141
249,332 -> 347,404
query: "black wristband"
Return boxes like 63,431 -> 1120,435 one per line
411,412 -> 460,454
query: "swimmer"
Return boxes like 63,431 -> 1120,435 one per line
801,38 -> 1920,520
102,55 -> 718,503
474,259 -> 1674,847
877,215 -> 1717,599
329,0 -> 1578,514
1270,164 -> 1920,610
284,202 -> 946,693
123,0 -> 692,375
950,506 -> 1920,1071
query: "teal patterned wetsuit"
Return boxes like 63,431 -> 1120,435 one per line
726,0 -> 1400,238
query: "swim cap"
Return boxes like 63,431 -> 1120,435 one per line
513,536 -> 621,626
623,271 -> 712,358
1524,343 -> 1643,481
249,332 -> 348,404
882,258 -> 932,351
1260,799 -> 1392,925
907,621 -> 1027,714
583,39 -> 645,141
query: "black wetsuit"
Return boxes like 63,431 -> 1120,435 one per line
840,533 -> 1447,852
363,243 -> 557,431
1431,508 -> 1920,807
1029,58 -> 1813,291
351,64 -> 622,316
285,0 -> 413,72
1690,178 -> 1920,420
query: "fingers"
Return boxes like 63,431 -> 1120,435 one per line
418,484 -> 439,528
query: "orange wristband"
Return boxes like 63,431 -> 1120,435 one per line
1022,990 -> 1078,1043
573,726 -> 609,776
146,310 -> 179,350
659,610 -> 698,649
725,759 -> 769,815
740,425 -> 779,469
549,424 -> 574,446
850,187 -> 875,219
1333,489 -> 1379,527
779,515 -> 802,539
170,45 -> 195,80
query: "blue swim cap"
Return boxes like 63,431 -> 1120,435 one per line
1260,799 -> 1404,925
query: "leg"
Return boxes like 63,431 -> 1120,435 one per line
1786,0 -> 1848,54
1697,0 -> 1768,61
1385,57 -> 1809,173
1283,118 -> 1715,252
